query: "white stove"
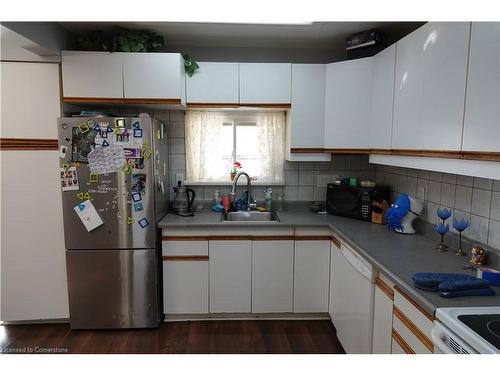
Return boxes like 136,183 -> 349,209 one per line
433,307 -> 500,354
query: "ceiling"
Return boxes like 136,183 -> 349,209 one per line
58,22 -> 424,49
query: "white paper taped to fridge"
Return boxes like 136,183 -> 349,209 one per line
74,199 -> 103,232
87,144 -> 126,175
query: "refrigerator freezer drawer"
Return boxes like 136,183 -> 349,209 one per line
66,249 -> 160,329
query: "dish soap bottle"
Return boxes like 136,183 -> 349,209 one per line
264,187 -> 273,212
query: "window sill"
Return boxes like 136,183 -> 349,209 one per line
185,181 -> 285,186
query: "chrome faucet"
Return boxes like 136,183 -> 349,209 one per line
231,171 -> 255,211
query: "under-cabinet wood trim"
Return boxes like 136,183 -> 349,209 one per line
162,255 -> 209,261
330,235 -> 341,249
375,277 -> 394,300
294,236 -> 332,241
239,103 -> 291,108
393,306 -> 434,352
290,147 -> 325,154
186,103 -> 240,108
187,103 -> 291,109
63,97 -> 125,104
0,138 -> 59,151
394,286 -> 435,321
391,329 -> 416,354
63,97 -> 183,105
161,234 -> 331,241
162,235 -> 332,241
289,147 -> 500,162
324,148 -> 373,154
124,98 -> 182,105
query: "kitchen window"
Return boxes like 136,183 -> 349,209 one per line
185,110 -> 285,184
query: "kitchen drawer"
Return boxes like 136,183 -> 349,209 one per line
391,333 -> 413,354
393,313 -> 432,354
162,240 -> 208,256
394,288 -> 434,338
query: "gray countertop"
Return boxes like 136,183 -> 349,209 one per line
158,206 -> 500,315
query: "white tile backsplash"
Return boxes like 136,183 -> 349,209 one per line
471,188 -> 492,218
298,186 -> 314,201
440,183 -> 456,208
428,180 -> 442,204
376,164 -> 500,250
469,214 -> 490,244
473,177 -> 493,190
491,192 -> 500,221
488,220 -> 500,249
298,171 -> 314,186
455,186 -> 473,212
284,170 -> 299,186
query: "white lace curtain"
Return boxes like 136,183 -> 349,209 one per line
185,111 -> 285,184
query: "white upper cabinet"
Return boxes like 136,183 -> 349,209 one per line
287,64 -> 330,161
122,53 -> 185,102
392,22 -> 470,150
370,44 -> 396,149
61,51 -> 123,99
324,57 -> 373,149
462,23 -> 500,152
239,63 -> 292,104
186,62 -> 239,104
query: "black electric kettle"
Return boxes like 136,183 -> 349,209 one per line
171,182 -> 196,216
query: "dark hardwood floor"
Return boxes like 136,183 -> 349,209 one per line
0,320 -> 345,354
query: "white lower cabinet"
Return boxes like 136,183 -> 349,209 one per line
252,240 -> 294,313
372,282 -> 394,353
293,240 -> 331,313
163,261 -> 209,314
209,241 -> 252,313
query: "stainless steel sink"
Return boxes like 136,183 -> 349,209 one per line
221,211 -> 280,222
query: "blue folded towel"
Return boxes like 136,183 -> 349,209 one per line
439,288 -> 496,298
412,272 -> 494,298
439,278 -> 490,292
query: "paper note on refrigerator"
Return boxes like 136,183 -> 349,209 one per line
74,200 -> 103,232
87,144 -> 126,175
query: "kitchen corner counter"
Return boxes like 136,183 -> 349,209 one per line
158,206 -> 500,316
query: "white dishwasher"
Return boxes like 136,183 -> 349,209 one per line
331,242 -> 376,354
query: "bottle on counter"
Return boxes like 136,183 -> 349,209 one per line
264,187 -> 273,212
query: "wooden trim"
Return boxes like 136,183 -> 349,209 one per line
394,286 -> 435,321
0,138 -> 59,151
330,235 -> 341,249
187,103 -> 291,109
324,148 -> 372,154
290,147 -> 325,154
239,103 -> 291,108
63,97 -> 125,104
187,103 -> 240,108
63,97 -> 183,105
124,98 -> 182,105
163,235 -> 332,241
162,255 -> 209,261
391,329 -> 416,354
249,236 -> 295,241
393,306 -> 434,352
162,236 -> 210,241
1,60 -> 60,64
375,277 -> 394,300
294,236 -> 332,241
289,147 -> 500,162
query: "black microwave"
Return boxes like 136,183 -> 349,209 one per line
326,184 -> 390,221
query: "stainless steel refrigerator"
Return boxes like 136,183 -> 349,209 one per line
57,116 -> 169,329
